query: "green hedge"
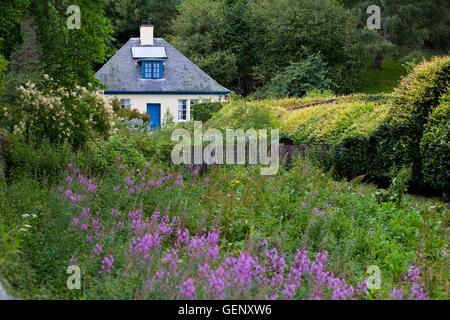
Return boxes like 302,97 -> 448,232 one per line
420,92 -> 450,191
281,95 -> 391,179
208,99 -> 290,130
371,56 -> 450,183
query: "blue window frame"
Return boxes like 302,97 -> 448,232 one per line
141,61 -> 163,79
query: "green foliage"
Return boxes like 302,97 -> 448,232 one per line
171,0 -> 238,88
264,54 -> 334,98
76,128 -> 176,174
162,109 -> 175,126
0,54 -> 7,96
172,0 -> 364,94
0,0 -> 30,59
5,133 -> 73,184
112,98 -> 150,123
281,95 -> 391,179
33,0 -> 113,87
79,133 -> 147,173
106,0 -> 180,44
372,56 -> 450,183
359,59 -> 406,94
1,156 -> 448,299
208,99 -> 288,130
382,0 -> 450,51
420,92 -> 450,190
375,165 -> 413,205
282,96 -> 390,144
340,0 -> 450,51
246,0 -> 364,94
191,101 -> 223,122
1,79 -> 114,147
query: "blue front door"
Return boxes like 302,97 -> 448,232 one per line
146,103 -> 161,129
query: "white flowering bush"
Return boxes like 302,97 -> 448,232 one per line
1,77 -> 114,147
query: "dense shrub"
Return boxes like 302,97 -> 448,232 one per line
279,58 -> 450,190
207,99 -> 290,130
281,96 -> 391,179
0,78 -> 114,147
371,56 -> 450,184
75,128 -> 177,174
420,92 -> 450,191
111,98 -> 150,123
265,54 -> 335,98
5,133 -> 73,184
191,102 -> 223,122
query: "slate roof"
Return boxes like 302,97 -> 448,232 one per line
95,38 -> 231,94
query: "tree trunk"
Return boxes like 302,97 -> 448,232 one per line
372,51 -> 384,69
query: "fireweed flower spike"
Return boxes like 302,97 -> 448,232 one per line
179,278 -> 196,300
101,255 -> 114,274
60,166 -> 429,300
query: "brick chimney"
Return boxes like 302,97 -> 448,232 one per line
140,18 -> 154,46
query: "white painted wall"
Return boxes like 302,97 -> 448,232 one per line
107,93 -> 227,125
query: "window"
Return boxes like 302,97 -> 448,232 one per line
142,61 -> 163,79
120,99 -> 131,108
190,99 -> 200,106
178,99 -> 188,121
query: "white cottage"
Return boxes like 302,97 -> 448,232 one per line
95,19 -> 231,129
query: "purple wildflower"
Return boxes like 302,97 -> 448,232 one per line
234,252 -> 255,289
101,255 -> 114,274
390,288 -> 404,300
81,208 -> 91,219
179,279 -> 196,300
92,244 -> 103,256
71,216 -> 79,227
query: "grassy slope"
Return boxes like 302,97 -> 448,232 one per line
359,60 -> 406,94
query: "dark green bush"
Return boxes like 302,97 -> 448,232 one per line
265,54 -> 335,98
5,133 -> 73,184
191,101 -> 223,122
420,92 -> 450,191
371,56 -> 450,184
75,127 -> 176,174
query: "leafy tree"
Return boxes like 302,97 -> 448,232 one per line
106,0 -> 180,45
265,54 -> 335,98
340,0 -> 450,51
246,0 -> 364,93
32,0 -> 113,87
0,0 -> 30,59
0,54 -> 8,96
5,14 -> 45,102
171,0 -> 238,89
